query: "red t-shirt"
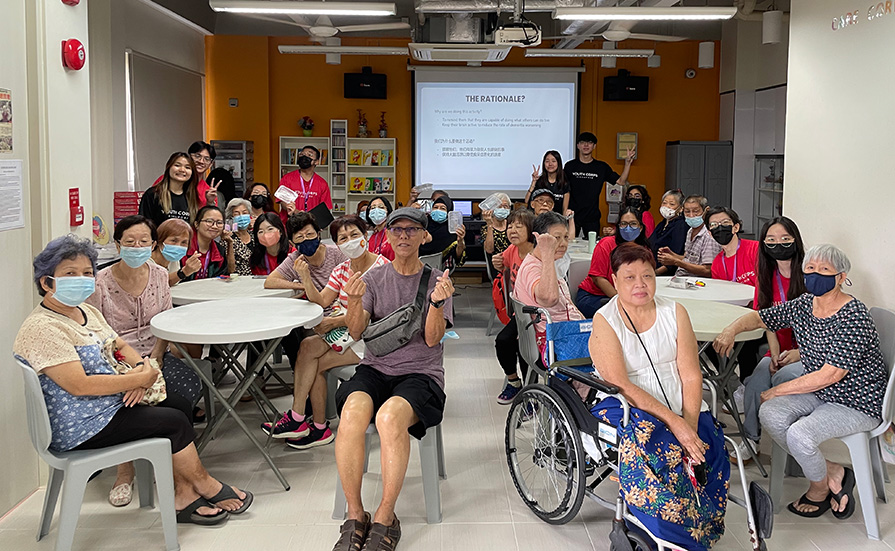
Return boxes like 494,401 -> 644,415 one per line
754,270 -> 797,353
501,244 -> 527,290
368,228 -> 395,261
578,237 -> 617,297
152,175 -> 213,207
642,211 -> 656,238
711,238 -> 759,286
250,244 -> 296,276
277,171 -> 333,224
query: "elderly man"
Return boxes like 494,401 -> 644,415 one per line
333,207 -> 454,551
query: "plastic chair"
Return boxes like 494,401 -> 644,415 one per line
325,364 -> 358,420
332,423 -> 446,523
511,296 -> 548,385
768,307 -> 895,540
568,259 -> 590,304
15,357 -> 180,551
419,253 -> 443,271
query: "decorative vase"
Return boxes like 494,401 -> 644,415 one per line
358,125 -> 367,138
379,129 -> 387,138
302,129 -> 313,137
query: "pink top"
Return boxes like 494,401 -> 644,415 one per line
513,253 -> 584,339
86,263 -> 173,356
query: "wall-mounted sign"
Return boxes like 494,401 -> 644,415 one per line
832,3 -> 895,30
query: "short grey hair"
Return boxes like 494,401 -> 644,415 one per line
493,192 -> 511,207
225,198 -> 251,219
33,234 -> 97,296
803,244 -> 851,274
661,189 -> 684,206
683,194 -> 708,210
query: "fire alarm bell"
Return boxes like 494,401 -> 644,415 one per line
62,0 -> 81,5
62,39 -> 86,71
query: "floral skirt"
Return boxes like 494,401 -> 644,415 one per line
591,398 -> 729,551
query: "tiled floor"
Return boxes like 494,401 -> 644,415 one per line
2,284 -> 894,550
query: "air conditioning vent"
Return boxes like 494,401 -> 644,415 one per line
408,43 -> 511,63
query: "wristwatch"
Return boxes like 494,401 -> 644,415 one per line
176,269 -> 187,281
429,298 -> 445,309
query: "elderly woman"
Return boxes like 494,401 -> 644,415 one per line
657,195 -> 721,278
150,218 -> 201,287
651,189 -> 689,275
590,242 -> 729,551
482,193 -> 513,255
714,244 -> 887,519
87,216 -> 203,506
224,197 -> 255,275
14,235 -> 252,525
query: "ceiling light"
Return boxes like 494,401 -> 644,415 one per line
278,45 -> 407,55
525,48 -> 654,58
210,1 -> 396,16
553,6 -> 737,21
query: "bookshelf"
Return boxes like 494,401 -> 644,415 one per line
346,137 -> 396,215
210,140 -> 254,196
278,136 -> 331,200
330,120 -> 348,215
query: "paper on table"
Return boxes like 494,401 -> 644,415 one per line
274,185 -> 298,204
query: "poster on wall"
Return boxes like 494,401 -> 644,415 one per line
0,88 -> 12,152
0,160 -> 24,231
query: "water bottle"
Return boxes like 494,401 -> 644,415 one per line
588,231 -> 597,253
447,210 -> 463,234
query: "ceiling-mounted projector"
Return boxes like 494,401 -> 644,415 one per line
494,22 -> 541,47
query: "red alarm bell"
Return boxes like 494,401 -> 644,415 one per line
62,0 -> 81,5
61,39 -> 86,71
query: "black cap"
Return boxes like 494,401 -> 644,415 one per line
577,132 -> 597,144
530,188 -> 555,202
386,207 -> 428,229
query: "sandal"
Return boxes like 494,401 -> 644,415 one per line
208,483 -> 254,514
332,512 -> 371,551
109,480 -> 134,507
831,467 -> 856,520
787,491 -> 832,518
361,515 -> 401,551
176,497 -> 229,525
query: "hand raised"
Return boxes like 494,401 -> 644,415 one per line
206,179 -> 221,205
430,274 -> 454,303
285,201 -> 297,215
531,164 -> 540,182
482,210 -> 493,223
454,225 -> 466,239
533,231 -> 557,252
344,270 -> 366,299
184,252 -> 202,275
293,257 -> 310,276
625,145 -> 636,163
491,252 -> 504,272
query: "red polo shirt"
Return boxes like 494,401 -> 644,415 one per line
711,238 -> 759,286
278,170 -> 332,224
578,237 -> 617,297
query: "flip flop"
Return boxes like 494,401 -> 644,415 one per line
208,483 -> 254,514
831,467 -> 856,520
176,497 -> 229,525
787,491 -> 832,518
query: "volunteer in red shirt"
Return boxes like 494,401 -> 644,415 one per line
278,145 -> 332,225
152,141 -> 221,207
706,206 -> 759,286
249,213 -> 293,276
178,205 -> 229,282
575,207 -> 651,318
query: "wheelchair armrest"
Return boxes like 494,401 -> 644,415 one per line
521,306 -> 540,315
553,365 -> 620,395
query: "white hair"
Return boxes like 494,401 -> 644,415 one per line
803,244 -> 851,273
662,189 -> 684,205
225,198 -> 252,219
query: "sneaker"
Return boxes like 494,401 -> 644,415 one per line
260,411 -> 310,439
497,382 -> 522,405
286,422 -> 335,450
733,383 -> 746,412
728,439 -> 758,464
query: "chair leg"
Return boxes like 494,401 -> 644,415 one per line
842,433 -> 880,540
325,370 -> 338,421
148,452 -> 180,551
769,442 -> 787,514
134,459 -> 154,509
418,429 -> 443,524
869,437 -> 888,503
436,424 -> 447,480
38,468 -> 64,542
54,469 -> 89,551
486,308 -> 496,337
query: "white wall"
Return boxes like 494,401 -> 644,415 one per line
785,0 -> 895,307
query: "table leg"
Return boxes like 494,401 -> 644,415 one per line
216,343 -> 280,420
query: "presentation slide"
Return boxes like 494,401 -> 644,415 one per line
414,71 -> 577,199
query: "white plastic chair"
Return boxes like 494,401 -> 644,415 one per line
325,364 -> 358,420
15,357 -> 180,551
567,259 -> 590,304
768,307 -> 895,540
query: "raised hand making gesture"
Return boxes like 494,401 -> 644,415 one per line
343,270 -> 367,300
430,274 -> 454,305
205,178 -> 221,206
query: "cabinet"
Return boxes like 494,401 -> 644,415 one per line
753,156 -> 784,233
754,86 -> 786,155
345,137 -> 396,215
330,120 -> 348,215
210,140 -> 253,196
665,141 -> 732,207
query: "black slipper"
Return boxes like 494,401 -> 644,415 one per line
176,497 -> 229,525
787,491 -> 832,518
831,467 -> 856,520
208,483 -> 254,514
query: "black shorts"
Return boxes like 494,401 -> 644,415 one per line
73,394 -> 195,454
335,365 -> 446,440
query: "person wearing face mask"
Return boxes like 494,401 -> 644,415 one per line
622,184 -> 655,237
576,207 -> 652,318
179,206 -> 230,282
482,192 -> 512,256
151,219 -> 202,287
656,195 -> 721,278
277,145 -> 333,225
150,141 -> 222,208
650,189 -> 689,275
714,244 -> 887,520
419,195 -> 467,270
706,206 -> 760,286
364,196 -> 395,261
224,198 -> 255,276
245,183 -> 275,217
249,213 -> 292,276
262,216 -> 390,449
139,152 -> 202,227
86,217 -> 203,507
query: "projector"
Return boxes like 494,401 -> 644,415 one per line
494,23 -> 541,47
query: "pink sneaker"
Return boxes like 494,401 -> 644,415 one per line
260,411 -> 311,439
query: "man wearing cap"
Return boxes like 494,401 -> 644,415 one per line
332,207 -> 454,551
564,131 -> 635,238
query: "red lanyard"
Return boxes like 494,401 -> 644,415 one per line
775,271 -> 786,304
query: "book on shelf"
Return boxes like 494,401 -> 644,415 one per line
349,149 -> 362,165
320,149 -> 328,165
370,150 -> 380,166
370,178 -> 381,192
349,177 -> 366,192
362,150 -> 373,166
379,177 -> 393,192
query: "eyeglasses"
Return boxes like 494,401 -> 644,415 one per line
291,232 -> 318,243
531,198 -> 553,205
200,219 -> 224,228
708,220 -> 734,230
388,226 -> 424,237
120,239 -> 153,247
191,154 -> 212,163
618,222 -> 640,229
763,240 -> 794,250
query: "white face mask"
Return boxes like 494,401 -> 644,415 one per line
554,253 -> 571,280
339,236 -> 367,259
660,206 -> 678,220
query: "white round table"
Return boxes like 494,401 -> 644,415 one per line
170,276 -> 294,305
675,298 -> 763,342
655,276 -> 754,307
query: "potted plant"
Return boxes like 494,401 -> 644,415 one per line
378,111 -> 388,138
357,109 -> 368,138
299,116 -> 314,137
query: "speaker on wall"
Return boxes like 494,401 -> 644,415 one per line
344,66 -> 387,100
603,69 -> 649,102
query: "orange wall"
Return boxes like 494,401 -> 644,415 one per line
205,36 -> 720,220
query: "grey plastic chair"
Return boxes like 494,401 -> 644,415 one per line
15,357 -> 180,551
511,296 -> 548,385
325,363 -> 358,420
419,253 -> 444,271
332,423 -> 446,523
567,259 -> 591,304
768,307 -> 895,540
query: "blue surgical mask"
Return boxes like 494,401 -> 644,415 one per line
161,244 -> 187,263
49,276 -> 95,307
619,226 -> 641,242
493,208 -> 511,220
804,272 -> 839,296
685,216 -> 703,229
234,214 -> 252,230
430,210 -> 448,223
298,237 -> 320,257
368,208 -> 388,225
119,246 -> 152,268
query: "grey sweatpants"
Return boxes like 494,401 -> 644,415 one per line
742,357 -> 804,441
759,393 -> 879,481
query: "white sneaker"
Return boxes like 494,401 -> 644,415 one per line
733,383 -> 746,413
728,439 -> 758,464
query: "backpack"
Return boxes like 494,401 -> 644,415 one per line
492,270 -> 512,325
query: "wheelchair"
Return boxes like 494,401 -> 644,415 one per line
505,306 -> 772,551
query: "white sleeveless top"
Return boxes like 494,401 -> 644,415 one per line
596,294 -> 708,415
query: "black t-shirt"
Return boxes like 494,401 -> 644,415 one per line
564,158 -> 620,224
138,188 -> 192,228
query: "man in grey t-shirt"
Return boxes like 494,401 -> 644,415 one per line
333,208 -> 454,551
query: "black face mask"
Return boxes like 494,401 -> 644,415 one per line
764,243 -> 796,261
297,156 -> 314,169
627,197 -> 642,209
710,225 -> 735,246
250,195 -> 268,209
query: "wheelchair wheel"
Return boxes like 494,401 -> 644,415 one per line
505,383 -> 586,524
627,531 -> 655,551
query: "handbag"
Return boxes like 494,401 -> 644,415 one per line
362,265 -> 432,357
103,337 -> 167,406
